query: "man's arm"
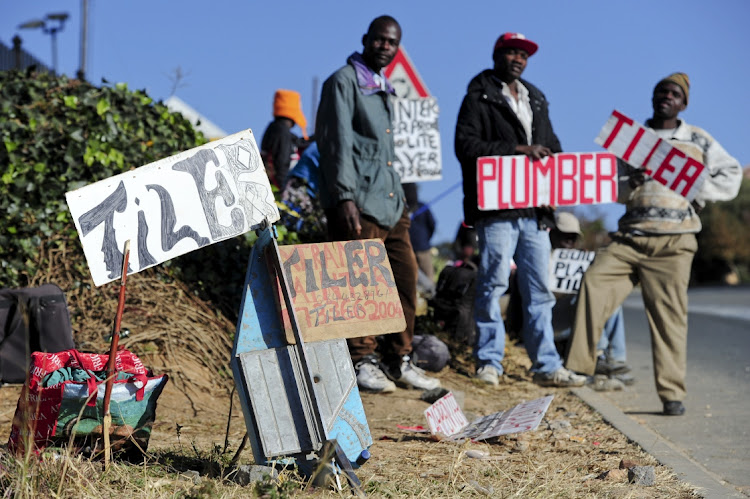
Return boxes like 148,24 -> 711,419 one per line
694,133 -> 742,206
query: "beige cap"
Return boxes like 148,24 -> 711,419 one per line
554,211 -> 582,235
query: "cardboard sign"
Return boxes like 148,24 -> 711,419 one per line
595,110 -> 707,200
549,248 -> 595,294
392,97 -> 442,182
277,239 -> 406,343
477,152 -> 618,210
452,395 -> 553,441
66,130 -> 279,287
424,392 -> 470,438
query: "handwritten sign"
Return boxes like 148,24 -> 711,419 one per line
549,248 -> 595,294
477,152 -> 617,210
424,392 -> 470,438
66,130 -> 279,287
277,239 -> 406,343
595,110 -> 707,200
452,395 -> 553,441
392,97 -> 442,182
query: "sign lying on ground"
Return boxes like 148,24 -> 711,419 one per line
423,393 -> 554,440
66,130 -> 279,287
392,97 -> 442,182
477,152 -> 618,210
595,110 -> 707,200
277,239 -> 406,343
549,248 -> 595,294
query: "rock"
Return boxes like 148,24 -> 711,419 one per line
178,470 -> 202,485
465,449 -> 489,459
420,387 -> 450,404
619,458 -> 639,469
597,469 -> 627,481
548,419 -> 572,431
467,479 -> 494,496
628,466 -> 655,486
234,465 -> 278,486
590,375 -> 624,392
513,439 -> 529,453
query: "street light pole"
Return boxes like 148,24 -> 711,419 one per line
18,12 -> 69,75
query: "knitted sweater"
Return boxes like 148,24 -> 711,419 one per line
618,120 -> 741,235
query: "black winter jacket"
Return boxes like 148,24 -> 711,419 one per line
455,70 -> 562,225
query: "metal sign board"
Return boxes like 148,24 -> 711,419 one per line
384,46 -> 430,98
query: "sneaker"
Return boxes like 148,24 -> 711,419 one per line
663,400 -> 685,416
595,356 -> 631,376
354,356 -> 396,393
476,365 -> 501,386
533,367 -> 587,387
388,356 -> 441,390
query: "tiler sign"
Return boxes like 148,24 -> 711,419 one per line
595,110 -> 707,200
477,152 -> 618,210
66,130 -> 279,286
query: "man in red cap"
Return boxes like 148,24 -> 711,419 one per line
455,32 -> 586,388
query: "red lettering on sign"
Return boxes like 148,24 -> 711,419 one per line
556,154 -> 578,205
671,156 -> 704,197
641,138 -> 662,171
622,127 -> 645,162
653,148 -> 685,187
477,157 -> 496,209
601,110 -> 634,149
578,154 -> 594,205
532,155 -> 555,206
510,157 -> 530,208
596,153 -> 617,202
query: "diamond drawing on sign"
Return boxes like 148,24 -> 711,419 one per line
384,46 -> 430,98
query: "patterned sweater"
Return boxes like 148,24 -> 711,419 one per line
618,120 -> 742,235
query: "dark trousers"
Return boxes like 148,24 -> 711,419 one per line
327,210 -> 417,363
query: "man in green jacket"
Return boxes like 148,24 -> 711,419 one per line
316,15 -> 440,393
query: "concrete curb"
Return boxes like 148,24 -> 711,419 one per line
572,387 -> 744,499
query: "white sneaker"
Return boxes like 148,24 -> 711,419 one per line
355,357 -> 396,393
532,367 -> 587,387
391,356 -> 441,390
476,365 -> 500,386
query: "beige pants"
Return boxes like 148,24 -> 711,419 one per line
565,232 -> 697,402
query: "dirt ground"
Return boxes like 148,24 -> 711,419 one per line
1,338 -> 700,498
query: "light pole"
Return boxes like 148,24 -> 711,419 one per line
18,12 -> 69,75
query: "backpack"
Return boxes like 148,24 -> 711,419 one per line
430,262 -> 477,345
0,283 -> 75,384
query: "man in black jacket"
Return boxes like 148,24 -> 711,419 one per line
454,32 -> 586,388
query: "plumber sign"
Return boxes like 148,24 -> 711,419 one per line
66,130 -> 279,287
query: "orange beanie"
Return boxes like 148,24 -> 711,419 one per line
273,89 -> 308,139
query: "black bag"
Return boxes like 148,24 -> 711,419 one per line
430,262 -> 477,345
0,283 -> 74,383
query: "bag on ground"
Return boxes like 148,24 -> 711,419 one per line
430,262 -> 477,345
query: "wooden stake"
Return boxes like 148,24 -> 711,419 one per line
103,240 -> 130,470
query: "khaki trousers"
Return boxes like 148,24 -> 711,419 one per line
327,210 -> 417,363
565,232 -> 697,402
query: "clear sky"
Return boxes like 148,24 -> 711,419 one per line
4,0 -> 749,244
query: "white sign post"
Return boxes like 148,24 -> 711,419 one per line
392,97 -> 442,182
66,130 -> 279,287
595,110 -> 707,200
477,152 -> 618,210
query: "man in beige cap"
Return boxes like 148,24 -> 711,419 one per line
566,73 -> 742,415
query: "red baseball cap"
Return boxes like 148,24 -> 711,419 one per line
493,32 -> 538,56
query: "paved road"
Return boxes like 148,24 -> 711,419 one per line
599,286 -> 750,495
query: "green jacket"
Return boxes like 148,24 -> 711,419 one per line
316,62 -> 404,229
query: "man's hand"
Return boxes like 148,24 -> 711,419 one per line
516,144 -> 553,160
337,200 -> 362,236
628,169 -> 647,189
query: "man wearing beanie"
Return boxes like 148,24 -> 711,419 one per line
315,16 -> 440,393
260,89 -> 310,188
455,33 -> 586,388
566,73 -> 742,415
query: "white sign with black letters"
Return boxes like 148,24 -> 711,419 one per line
66,129 -> 279,287
391,97 -> 442,182
549,248 -> 596,294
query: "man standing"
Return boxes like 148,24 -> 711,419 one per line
455,32 -> 586,387
566,73 -> 742,415
316,16 -> 440,393
260,89 -> 310,189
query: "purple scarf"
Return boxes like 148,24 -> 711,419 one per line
347,52 -> 395,96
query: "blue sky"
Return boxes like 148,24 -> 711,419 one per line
4,0 -> 749,244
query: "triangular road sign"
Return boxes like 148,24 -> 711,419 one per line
385,46 -> 430,98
